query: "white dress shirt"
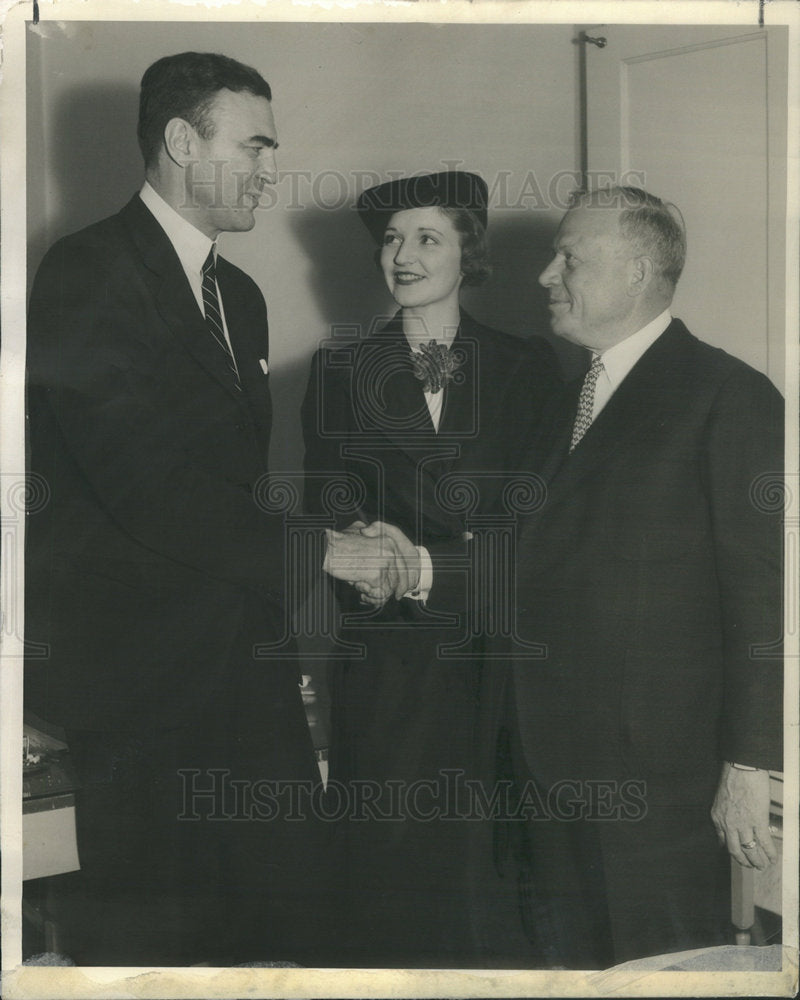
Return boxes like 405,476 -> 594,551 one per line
406,327 -> 456,433
421,384 -> 445,433
404,333 -> 456,597
590,308 -> 672,419
139,182 -> 239,373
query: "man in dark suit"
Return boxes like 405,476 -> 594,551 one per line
505,186 -> 784,966
333,185 -> 784,968
25,52 -> 338,966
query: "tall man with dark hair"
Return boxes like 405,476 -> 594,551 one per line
507,186 -> 784,966
26,51 -> 332,966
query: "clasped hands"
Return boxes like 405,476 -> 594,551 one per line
323,520 -> 421,606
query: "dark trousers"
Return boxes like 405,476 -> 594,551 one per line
52,660 -> 337,967
56,724 -> 225,966
523,799 -> 730,968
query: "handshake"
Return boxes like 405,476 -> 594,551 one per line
323,520 -> 422,606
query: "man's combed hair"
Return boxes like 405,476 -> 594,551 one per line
138,51 -> 272,169
571,185 -> 687,289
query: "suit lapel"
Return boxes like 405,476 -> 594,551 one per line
541,322 -> 693,512
437,315 -> 478,441
120,196 -> 249,407
216,263 -> 273,446
536,381 -> 580,485
355,316 -> 437,452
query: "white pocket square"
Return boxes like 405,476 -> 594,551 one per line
259,359 -> 269,375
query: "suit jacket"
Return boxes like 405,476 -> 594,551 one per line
302,307 -> 560,756
303,310 -> 560,545
26,194 -> 313,748
511,318 -> 784,799
302,310 -> 560,770
300,309 -> 562,964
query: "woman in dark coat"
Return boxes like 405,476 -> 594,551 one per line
302,171 -> 561,966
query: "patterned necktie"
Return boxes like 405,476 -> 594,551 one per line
569,354 -> 604,452
202,249 -> 241,391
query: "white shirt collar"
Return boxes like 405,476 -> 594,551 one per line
594,308 -> 672,393
139,181 -> 215,278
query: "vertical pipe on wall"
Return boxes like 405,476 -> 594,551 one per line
577,29 -> 606,194
578,29 -> 589,193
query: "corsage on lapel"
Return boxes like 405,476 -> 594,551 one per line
410,340 -> 464,394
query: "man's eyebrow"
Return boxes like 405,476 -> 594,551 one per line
248,134 -> 279,149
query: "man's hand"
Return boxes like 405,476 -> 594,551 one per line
711,763 -> 777,870
323,527 -> 399,601
322,521 -> 420,606
357,521 -> 421,604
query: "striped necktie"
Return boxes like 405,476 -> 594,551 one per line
569,354 -> 604,452
202,249 -> 241,391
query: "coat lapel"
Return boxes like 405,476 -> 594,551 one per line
536,381 -> 580,485
215,262 -> 273,447
437,315 -> 479,442
120,196 -> 249,407
540,321 -> 693,512
354,315 -> 437,451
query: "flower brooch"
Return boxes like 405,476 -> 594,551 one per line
410,340 -> 464,394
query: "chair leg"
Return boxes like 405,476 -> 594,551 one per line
731,859 -> 754,945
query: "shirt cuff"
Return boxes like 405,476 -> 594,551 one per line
404,546 -> 432,601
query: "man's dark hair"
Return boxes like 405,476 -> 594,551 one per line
138,51 -> 272,169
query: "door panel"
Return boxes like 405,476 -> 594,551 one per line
585,26 -> 787,389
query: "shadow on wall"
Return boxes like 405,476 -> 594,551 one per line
26,77 -> 588,471
290,202 -> 588,387
276,203 -> 589,472
268,204 -> 393,474
27,82 -> 142,295
290,202 -> 395,339
472,211 -> 588,383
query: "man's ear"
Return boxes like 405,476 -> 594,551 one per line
628,255 -> 655,297
163,117 -> 195,166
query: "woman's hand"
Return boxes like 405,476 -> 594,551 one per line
322,521 -> 420,606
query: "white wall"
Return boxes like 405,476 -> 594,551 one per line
27,20 -> 582,470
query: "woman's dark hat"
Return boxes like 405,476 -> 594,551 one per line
357,170 -> 488,243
